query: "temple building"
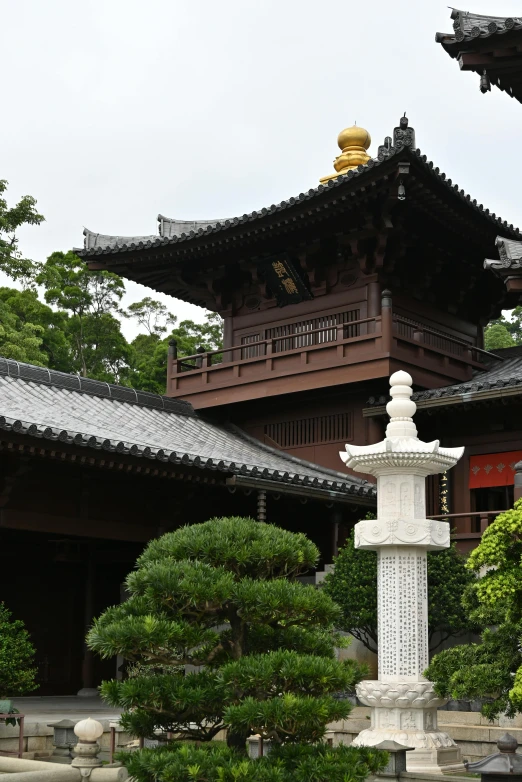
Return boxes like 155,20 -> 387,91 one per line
2,98 -> 522,693
78,113 -> 522,553
0,357 -> 373,695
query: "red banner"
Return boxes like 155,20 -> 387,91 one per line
469,451 -> 522,489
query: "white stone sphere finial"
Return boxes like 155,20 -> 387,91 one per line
386,370 -> 418,439
74,717 -> 104,742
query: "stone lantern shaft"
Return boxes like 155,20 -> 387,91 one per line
339,371 -> 464,774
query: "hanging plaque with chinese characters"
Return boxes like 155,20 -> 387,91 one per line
259,254 -> 313,307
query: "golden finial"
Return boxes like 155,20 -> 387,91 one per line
320,123 -> 372,183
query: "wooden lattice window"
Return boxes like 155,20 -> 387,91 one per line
265,308 -> 360,352
240,334 -> 261,359
265,412 -> 353,448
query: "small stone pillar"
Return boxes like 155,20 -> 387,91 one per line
375,740 -> 414,778
340,371 -> 465,773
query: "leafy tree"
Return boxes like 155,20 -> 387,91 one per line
0,299 -> 47,366
0,603 -> 37,697
426,500 -> 522,719
126,314 -> 224,393
38,251 -> 127,380
171,313 -> 224,356
484,322 -> 516,350
0,180 -> 44,286
324,530 -> 477,654
125,297 -> 177,336
0,287 -> 71,371
485,308 -> 522,349
87,518 -> 386,782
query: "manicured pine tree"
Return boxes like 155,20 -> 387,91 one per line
88,517 -> 387,782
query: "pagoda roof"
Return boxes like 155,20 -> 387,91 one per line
78,144 -> 519,261
0,356 -> 374,503
75,138 -> 521,319
436,10 -> 522,103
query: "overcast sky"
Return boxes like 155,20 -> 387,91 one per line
3,0 -> 521,339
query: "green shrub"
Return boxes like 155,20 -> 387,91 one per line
0,603 -> 37,697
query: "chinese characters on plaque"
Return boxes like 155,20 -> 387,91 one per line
259,255 -> 313,307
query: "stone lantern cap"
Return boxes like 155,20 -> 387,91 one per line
465,733 -> 522,775
340,371 -> 464,477
47,719 -> 77,745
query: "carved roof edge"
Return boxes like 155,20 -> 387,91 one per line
436,9 -> 522,46
76,145 -> 521,259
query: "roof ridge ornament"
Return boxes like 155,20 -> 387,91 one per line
320,123 -> 372,183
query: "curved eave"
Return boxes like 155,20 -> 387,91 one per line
76,146 -> 521,262
0,415 -> 375,503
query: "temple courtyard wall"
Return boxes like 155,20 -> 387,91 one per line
1,696 -> 520,765
327,706 -> 522,763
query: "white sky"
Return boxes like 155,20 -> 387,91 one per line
3,0 -> 521,340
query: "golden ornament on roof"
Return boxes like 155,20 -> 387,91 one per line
320,124 -> 371,184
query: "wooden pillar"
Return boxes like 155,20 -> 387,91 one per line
79,546 -> 96,694
367,281 -> 380,334
381,289 -> 393,354
514,461 -> 522,503
222,317 -> 233,364
166,339 -> 178,394
331,509 -> 342,559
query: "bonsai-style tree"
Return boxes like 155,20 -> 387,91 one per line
426,500 -> 522,719
88,517 -> 387,782
324,530 -> 477,653
0,603 -> 37,698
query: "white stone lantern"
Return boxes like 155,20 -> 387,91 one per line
72,717 -> 104,777
340,371 -> 464,774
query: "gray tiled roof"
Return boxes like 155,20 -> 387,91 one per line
0,358 -> 373,500
413,351 -> 522,403
366,349 -> 522,410
76,145 -> 520,259
436,10 -> 522,45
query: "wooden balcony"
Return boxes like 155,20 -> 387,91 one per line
166,309 -> 495,410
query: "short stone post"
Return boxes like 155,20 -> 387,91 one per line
340,370 -> 465,773
71,718 -> 103,778
375,740 -> 414,778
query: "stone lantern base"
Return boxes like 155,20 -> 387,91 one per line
352,680 -> 464,773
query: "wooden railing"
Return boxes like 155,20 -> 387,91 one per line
393,316 -> 498,366
173,316 -> 378,372
165,292 -> 496,404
